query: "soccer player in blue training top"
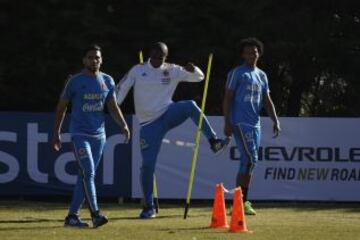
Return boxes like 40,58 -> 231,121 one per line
223,38 -> 281,215
116,42 -> 230,219
52,44 -> 130,228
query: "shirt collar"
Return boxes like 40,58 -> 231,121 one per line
147,59 -> 165,70
242,64 -> 257,71
82,69 -> 101,78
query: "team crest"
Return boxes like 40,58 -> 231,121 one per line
78,148 -> 88,159
245,132 -> 253,142
163,70 -> 169,76
161,70 -> 171,84
140,138 -> 149,149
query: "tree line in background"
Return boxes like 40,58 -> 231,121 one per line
0,0 -> 359,116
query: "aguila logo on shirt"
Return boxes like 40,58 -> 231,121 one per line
161,70 -> 171,84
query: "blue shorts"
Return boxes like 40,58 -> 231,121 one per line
232,123 -> 261,175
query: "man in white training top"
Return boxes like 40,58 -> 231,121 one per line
116,42 -> 229,219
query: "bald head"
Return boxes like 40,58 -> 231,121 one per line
151,42 -> 168,55
149,42 -> 168,68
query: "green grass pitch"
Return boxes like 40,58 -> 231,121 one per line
0,201 -> 359,240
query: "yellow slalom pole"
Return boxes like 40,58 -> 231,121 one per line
139,50 -> 144,64
139,50 -> 160,213
184,53 -> 213,219
153,175 -> 159,213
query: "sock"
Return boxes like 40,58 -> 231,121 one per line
236,173 -> 251,202
242,187 -> 249,202
208,137 -> 217,145
91,210 -> 100,218
67,213 -> 78,218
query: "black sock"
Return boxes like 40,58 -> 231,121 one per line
236,173 -> 251,202
242,187 -> 249,202
208,137 -> 216,145
91,210 -> 100,218
67,213 -> 78,218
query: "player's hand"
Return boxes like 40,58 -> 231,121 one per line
184,62 -> 195,73
273,120 -> 281,138
224,122 -> 233,137
52,133 -> 62,151
121,125 -> 131,144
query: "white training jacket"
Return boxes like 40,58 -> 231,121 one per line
116,60 -> 204,125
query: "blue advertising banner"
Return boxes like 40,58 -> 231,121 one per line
0,112 -> 132,197
132,117 -> 360,201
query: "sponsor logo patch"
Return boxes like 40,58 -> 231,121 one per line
82,102 -> 104,112
83,93 -> 103,100
140,138 -> 149,149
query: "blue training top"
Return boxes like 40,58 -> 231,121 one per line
61,70 -> 115,136
226,64 -> 269,128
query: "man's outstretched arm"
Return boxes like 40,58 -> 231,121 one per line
176,63 -> 205,82
116,71 -> 135,105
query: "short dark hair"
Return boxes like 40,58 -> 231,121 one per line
239,38 -> 264,55
83,44 -> 101,56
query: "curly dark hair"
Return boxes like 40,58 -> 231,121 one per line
239,37 -> 264,55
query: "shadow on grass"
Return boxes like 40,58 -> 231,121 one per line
110,214 -> 185,221
254,202 -> 360,213
158,226 -> 226,234
160,226 -> 209,231
0,218 -> 64,224
0,225 -> 62,231
2,201 -> 359,213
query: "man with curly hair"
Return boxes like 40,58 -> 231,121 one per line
223,38 -> 281,215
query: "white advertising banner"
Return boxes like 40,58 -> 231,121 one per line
132,117 -> 360,201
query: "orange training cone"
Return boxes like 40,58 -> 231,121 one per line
209,183 -> 229,229
229,187 -> 252,233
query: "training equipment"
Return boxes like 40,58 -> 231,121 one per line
209,184 -> 229,228
139,50 -> 160,213
229,187 -> 251,233
139,50 -> 144,64
153,175 -> 159,213
184,53 -> 213,219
